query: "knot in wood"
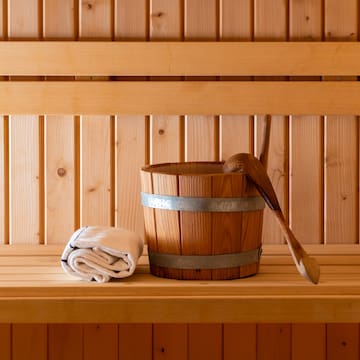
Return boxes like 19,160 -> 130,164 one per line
57,168 -> 66,177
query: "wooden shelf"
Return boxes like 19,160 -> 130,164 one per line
0,244 -> 359,324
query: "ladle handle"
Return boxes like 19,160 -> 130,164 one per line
259,115 -> 271,169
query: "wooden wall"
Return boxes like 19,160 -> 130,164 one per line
0,0 -> 360,359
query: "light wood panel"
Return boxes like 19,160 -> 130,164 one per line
289,1 -> 323,245
150,0 -> 182,164
4,81 -> 360,115
8,0 -> 41,245
43,0 -> 75,244
114,0 -> 147,236
79,0 -> 112,227
324,0 -> 358,244
0,0 -> 4,245
1,245 -> 360,322
220,0 -> 252,159
184,0 -> 217,161
153,324 -> 187,360
4,41 -> 360,76
0,116 -> 5,244
118,324 -> 152,360
254,0 -> 288,245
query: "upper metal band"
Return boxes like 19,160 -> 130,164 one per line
141,192 -> 265,212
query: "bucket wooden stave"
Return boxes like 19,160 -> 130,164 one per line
140,162 -> 264,280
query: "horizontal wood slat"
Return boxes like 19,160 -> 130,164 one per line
1,42 -> 360,76
0,244 -> 359,323
0,81 -> 360,115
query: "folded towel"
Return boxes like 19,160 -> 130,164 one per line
61,226 -> 143,283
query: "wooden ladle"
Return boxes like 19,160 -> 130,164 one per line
224,152 -> 320,284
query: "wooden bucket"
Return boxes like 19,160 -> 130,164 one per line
140,162 -> 265,280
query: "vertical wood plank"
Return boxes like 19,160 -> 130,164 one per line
327,324 -> 359,360
83,324 -> 118,360
188,324 -> 222,360
0,115 -> 5,244
257,323 -> 291,360
220,0 -> 252,159
0,324 -> 11,360
48,324 -> 83,360
184,0 -> 217,162
324,0 -> 358,244
292,324 -> 326,360
152,173 -> 181,279
79,0 -> 112,227
115,0 -> 147,235
79,1 -> 118,354
43,0 -> 75,244
8,0 -> 41,244
223,323 -> 256,360
80,115 -> 111,226
118,324 -> 152,360
150,0 -> 182,164
153,324 -> 187,360
179,175 -> 212,280
0,0 -> 5,245
115,4 -> 150,357
212,174 -> 243,279
12,324 -> 47,360
254,0 -> 288,245
289,0 -> 322,245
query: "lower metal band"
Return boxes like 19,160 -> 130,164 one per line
148,247 -> 262,270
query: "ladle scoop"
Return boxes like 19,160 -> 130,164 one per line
224,153 -> 320,284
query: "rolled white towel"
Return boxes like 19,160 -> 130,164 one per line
61,226 -> 143,283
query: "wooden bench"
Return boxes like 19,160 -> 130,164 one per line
1,41 -> 360,324
0,244 -> 359,323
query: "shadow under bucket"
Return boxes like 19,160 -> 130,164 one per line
140,161 -> 265,280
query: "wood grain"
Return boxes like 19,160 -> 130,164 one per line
179,174 -> 212,280
152,172 -> 181,279
83,324 -> 118,360
150,0 -> 182,164
153,324 -> 187,360
327,324 -> 359,360
12,324 -> 47,360
79,1 -> 112,228
48,324 -> 83,360
257,324 -> 291,360
289,0 -> 323,245
220,0 -> 252,159
188,324 -> 222,360
0,324 -> 11,360
254,0 -> 288,245
184,0 -> 217,161
43,0 -> 75,244
224,323 -> 256,360
115,0 -> 147,236
292,323 -> 326,360
118,324 -> 152,360
8,0 -> 41,245
324,0 -> 358,245
3,41 -> 360,76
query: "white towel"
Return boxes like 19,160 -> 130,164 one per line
61,226 -> 143,283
